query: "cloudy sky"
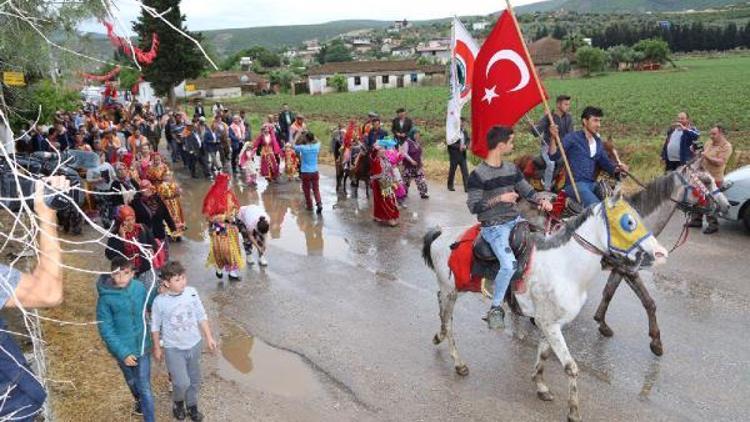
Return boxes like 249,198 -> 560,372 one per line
82,0 -> 545,34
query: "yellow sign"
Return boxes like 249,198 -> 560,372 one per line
185,83 -> 196,92
3,72 -> 25,87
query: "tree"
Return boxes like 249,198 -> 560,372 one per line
575,46 -> 607,76
607,45 -> 634,69
554,58 -> 571,79
329,74 -> 347,93
132,0 -> 207,106
269,69 -> 295,92
318,39 -> 352,64
633,38 -> 670,64
562,33 -> 586,54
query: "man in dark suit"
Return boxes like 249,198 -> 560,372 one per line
278,103 -> 295,143
391,107 -> 413,146
447,117 -> 470,192
194,100 -> 205,119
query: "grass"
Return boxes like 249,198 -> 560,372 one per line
221,55 -> 750,184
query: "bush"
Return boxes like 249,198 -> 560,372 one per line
330,74 -> 347,93
576,46 -> 607,76
554,58 -> 571,79
268,69 -> 296,93
28,80 -> 80,125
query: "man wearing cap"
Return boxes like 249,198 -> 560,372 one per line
391,108 -> 413,146
367,117 -> 388,150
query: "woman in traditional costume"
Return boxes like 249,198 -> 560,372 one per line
157,172 -> 186,241
203,173 -> 244,280
252,124 -> 281,182
369,146 -> 400,227
145,152 -> 170,187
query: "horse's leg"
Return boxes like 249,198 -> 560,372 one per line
433,290 -> 448,345
624,274 -> 663,356
442,289 -> 467,376
533,338 -> 554,401
540,323 -> 581,422
593,272 -> 623,337
352,178 -> 359,197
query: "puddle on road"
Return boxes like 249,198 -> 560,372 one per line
218,321 -> 323,399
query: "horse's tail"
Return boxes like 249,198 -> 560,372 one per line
422,227 -> 442,270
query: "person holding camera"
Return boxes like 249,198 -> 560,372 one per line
661,111 -> 700,171
0,176 -> 70,420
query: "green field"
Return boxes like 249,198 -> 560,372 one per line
224,55 -> 750,180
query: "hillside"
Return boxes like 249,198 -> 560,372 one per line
202,20 -> 393,56
517,0 -> 746,14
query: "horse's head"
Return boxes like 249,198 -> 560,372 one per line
602,192 -> 668,268
679,158 -> 730,217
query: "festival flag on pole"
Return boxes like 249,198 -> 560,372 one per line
446,17 -> 479,145
470,10 -> 547,158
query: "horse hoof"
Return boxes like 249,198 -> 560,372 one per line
650,340 -> 664,356
536,391 -> 554,401
598,324 -> 614,338
455,365 -> 469,376
567,414 -> 582,422
432,334 -> 443,345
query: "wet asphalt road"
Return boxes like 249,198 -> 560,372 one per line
165,166 -> 749,422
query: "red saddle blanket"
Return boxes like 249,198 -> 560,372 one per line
448,224 -> 483,292
448,224 -> 535,295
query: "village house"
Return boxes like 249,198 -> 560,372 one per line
388,19 -> 412,33
351,38 -> 373,54
307,60 -> 445,95
416,39 -> 451,64
391,46 -> 415,58
178,70 -> 269,99
472,21 -> 489,31
528,36 -> 571,65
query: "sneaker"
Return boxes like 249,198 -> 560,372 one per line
133,400 -> 143,416
421,194 -> 429,199
316,204 -> 323,214
173,401 -> 186,420
215,270 -> 223,279
188,405 -> 204,422
228,270 -> 240,280
258,256 -> 268,267
246,255 -> 256,265
703,225 -> 718,235
485,306 -> 505,330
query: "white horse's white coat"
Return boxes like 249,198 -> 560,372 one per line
425,199 -> 667,422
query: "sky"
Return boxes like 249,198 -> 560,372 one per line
81,0 -> 545,34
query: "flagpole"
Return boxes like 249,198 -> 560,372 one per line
504,0 -> 581,203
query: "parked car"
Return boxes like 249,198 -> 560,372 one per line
722,165 -> 750,232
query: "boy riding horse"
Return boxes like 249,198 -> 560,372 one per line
466,126 -> 552,330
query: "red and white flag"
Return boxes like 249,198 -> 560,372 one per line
471,10 -> 546,158
446,17 -> 479,145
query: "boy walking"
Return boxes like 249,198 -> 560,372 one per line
151,261 -> 217,421
466,126 -> 552,329
96,257 -> 156,421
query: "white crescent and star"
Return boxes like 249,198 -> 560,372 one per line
482,49 -> 530,104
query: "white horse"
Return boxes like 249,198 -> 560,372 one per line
423,193 -> 668,422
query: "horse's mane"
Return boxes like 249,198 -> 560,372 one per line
534,206 -> 594,251
626,173 -> 677,217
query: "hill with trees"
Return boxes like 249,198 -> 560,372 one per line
517,0 -> 747,14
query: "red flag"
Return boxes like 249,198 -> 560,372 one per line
471,10 -> 546,158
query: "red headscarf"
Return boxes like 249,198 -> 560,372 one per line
116,205 -> 136,223
121,152 -> 134,169
344,120 -> 356,148
202,173 -> 239,217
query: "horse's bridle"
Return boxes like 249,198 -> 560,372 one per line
623,165 -> 720,216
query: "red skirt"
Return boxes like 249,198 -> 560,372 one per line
371,180 -> 400,221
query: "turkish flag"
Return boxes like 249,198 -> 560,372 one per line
471,10 -> 547,158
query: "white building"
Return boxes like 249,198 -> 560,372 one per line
391,46 -> 415,58
472,21 -> 489,31
416,40 -> 451,64
307,60 -> 445,95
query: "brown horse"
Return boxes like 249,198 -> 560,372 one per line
338,146 -> 370,198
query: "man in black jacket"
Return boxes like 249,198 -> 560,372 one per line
278,103 -> 295,143
194,100 -> 205,119
447,117 -> 470,192
391,107 -> 413,146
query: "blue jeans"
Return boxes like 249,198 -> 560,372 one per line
0,330 -> 47,421
541,143 -> 555,191
565,181 -> 600,207
117,353 -> 155,422
481,217 -> 519,307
